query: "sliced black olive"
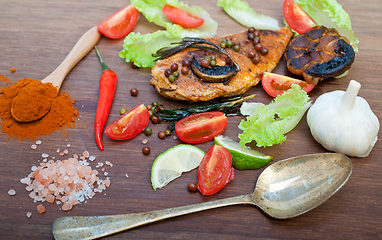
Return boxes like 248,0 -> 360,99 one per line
190,57 -> 238,84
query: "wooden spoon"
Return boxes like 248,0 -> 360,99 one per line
11,26 -> 101,122
52,153 -> 352,240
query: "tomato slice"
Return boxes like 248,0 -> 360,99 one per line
97,5 -> 139,39
104,104 -> 149,140
197,145 -> 234,196
162,5 -> 204,29
175,112 -> 227,144
262,72 -> 315,97
283,0 -> 316,34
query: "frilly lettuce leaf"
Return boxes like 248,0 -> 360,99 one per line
119,31 -> 181,68
296,0 -> 359,52
239,84 -> 311,147
120,0 -> 217,68
217,0 -> 280,30
131,0 -> 217,38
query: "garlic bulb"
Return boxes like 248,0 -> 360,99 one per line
307,80 -> 379,157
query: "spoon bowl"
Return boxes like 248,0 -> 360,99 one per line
52,153 -> 352,240
11,26 -> 101,122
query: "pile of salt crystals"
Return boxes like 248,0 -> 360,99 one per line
20,151 -> 110,212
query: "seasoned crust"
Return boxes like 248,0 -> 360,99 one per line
150,27 -> 293,102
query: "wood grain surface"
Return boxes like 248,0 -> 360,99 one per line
0,0 -> 381,239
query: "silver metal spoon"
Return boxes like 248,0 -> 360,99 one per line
52,153 -> 352,240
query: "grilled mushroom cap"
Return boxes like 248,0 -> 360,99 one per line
285,26 -> 355,84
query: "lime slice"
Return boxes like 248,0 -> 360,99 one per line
214,135 -> 273,170
151,144 -> 205,190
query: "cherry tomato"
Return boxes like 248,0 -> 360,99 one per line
104,104 -> 149,140
283,0 -> 316,34
97,5 -> 139,39
162,5 -> 204,29
262,72 -> 315,97
175,112 -> 227,144
197,145 -> 234,196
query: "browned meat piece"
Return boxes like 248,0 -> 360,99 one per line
150,27 -> 293,102
285,26 -> 355,85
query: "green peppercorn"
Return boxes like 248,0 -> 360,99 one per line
220,42 -> 227,48
226,40 -> 233,48
168,74 -> 176,83
221,38 -> 227,44
120,108 -> 127,115
210,55 -> 216,61
173,71 -> 179,78
152,101 -> 159,107
148,109 -> 154,119
144,127 -> 152,136
233,44 -> 240,52
164,129 -> 171,136
210,60 -> 216,67
204,56 -> 211,61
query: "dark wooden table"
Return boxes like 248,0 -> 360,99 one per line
1,0 -> 381,239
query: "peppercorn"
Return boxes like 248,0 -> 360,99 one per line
248,50 -> 256,59
148,110 -> 154,119
173,71 -> 179,78
226,40 -> 234,48
187,182 -> 197,192
252,54 -> 261,64
233,45 -> 240,52
120,108 -> 127,115
201,59 -> 210,68
158,131 -> 166,139
182,59 -> 191,67
248,33 -> 254,41
146,104 -> 153,111
151,115 -> 159,124
260,47 -> 269,56
152,101 -> 159,107
253,37 -> 260,45
142,146 -> 150,155
181,66 -> 189,75
130,88 -> 138,96
131,62 -> 139,69
254,43 -> 262,52
248,27 -> 255,33
225,57 -> 232,65
170,63 -> 178,72
144,127 -> 152,136
210,60 -> 216,67
168,74 -> 176,83
164,69 -> 172,77
164,129 -> 171,136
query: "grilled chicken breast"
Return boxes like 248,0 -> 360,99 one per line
150,27 -> 293,102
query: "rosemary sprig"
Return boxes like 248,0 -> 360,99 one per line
153,94 -> 256,131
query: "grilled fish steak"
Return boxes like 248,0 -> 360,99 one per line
150,27 -> 293,102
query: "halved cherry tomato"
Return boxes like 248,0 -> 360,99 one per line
283,0 -> 316,34
175,112 -> 227,144
197,145 -> 234,196
162,4 -> 204,29
97,5 -> 139,39
104,104 -> 149,140
262,72 -> 315,97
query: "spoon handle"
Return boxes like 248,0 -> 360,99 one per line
41,26 -> 101,89
53,194 -> 253,240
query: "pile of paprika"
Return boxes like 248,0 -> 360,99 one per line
0,75 -> 78,141
94,46 -> 117,151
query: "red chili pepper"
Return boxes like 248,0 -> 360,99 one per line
94,46 -> 117,151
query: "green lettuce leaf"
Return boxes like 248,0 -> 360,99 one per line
119,31 -> 181,68
131,0 -> 217,38
296,0 -> 359,52
217,0 -> 280,30
120,0 -> 218,68
238,84 -> 311,147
